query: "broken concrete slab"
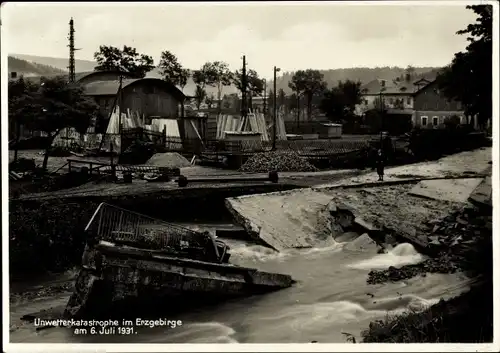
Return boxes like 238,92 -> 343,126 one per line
343,233 -> 379,253
468,176 -> 492,209
408,178 -> 484,204
225,188 -> 335,251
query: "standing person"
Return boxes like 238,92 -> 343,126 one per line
376,149 -> 386,181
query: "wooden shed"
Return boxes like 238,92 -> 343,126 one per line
82,78 -> 186,133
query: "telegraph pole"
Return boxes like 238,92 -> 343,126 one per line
118,74 -> 124,154
272,66 -> 280,150
241,55 -> 247,122
263,79 -> 267,115
68,18 -> 76,83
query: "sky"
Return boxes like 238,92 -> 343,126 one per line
2,1 -> 478,77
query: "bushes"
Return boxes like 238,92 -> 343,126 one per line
408,128 -> 488,160
9,200 -> 98,276
119,140 -> 157,165
362,282 -> 493,343
9,136 -> 51,150
9,158 -> 36,173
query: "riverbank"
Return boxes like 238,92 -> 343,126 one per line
8,147 -> 493,344
361,177 -> 493,343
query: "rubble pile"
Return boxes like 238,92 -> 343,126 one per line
146,152 -> 191,168
367,205 -> 492,285
239,150 -> 318,173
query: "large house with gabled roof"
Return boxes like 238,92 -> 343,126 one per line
356,70 -> 468,133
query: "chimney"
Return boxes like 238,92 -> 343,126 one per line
405,73 -> 411,82
11,72 -> 17,79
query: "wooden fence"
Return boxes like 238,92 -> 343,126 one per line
163,136 -> 369,157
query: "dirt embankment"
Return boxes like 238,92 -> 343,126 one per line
361,202 -> 493,343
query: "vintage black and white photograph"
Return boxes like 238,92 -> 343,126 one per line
2,1 -> 497,350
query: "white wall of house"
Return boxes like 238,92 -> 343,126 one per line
413,110 -> 466,128
356,94 -> 414,115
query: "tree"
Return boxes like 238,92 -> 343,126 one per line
437,5 -> 492,128
405,65 -> 416,81
9,77 -> 99,170
267,88 -> 274,115
278,89 -> 286,109
199,61 -> 233,114
94,45 -> 155,78
233,68 -> 265,108
8,76 -> 40,162
287,92 -> 298,112
289,69 -> 327,120
194,85 -> 206,110
158,50 -> 190,91
205,94 -> 215,108
320,80 -> 362,122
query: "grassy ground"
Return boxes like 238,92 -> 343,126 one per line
362,280 -> 492,343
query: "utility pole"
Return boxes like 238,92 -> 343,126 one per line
68,18 -> 76,83
272,66 -> 281,150
241,55 -> 247,123
379,88 -> 385,145
262,79 -> 267,116
118,74 -> 123,154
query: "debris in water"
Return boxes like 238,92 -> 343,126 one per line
64,202 -> 294,319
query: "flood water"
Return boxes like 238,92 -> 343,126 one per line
10,223 -> 472,344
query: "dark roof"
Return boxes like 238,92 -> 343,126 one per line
361,70 -> 441,96
361,79 -> 417,95
15,70 -> 193,99
386,108 -> 415,115
14,70 -> 134,85
83,78 -> 185,100
83,79 -> 140,96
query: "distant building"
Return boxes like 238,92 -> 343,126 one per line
83,77 -> 185,132
9,71 -> 187,138
357,75 -> 426,113
356,70 -> 470,133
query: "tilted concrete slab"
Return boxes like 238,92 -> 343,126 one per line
225,189 -> 335,251
468,176 -> 492,209
409,178 -> 484,204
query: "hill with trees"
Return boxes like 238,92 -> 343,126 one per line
8,56 -> 66,77
10,53 -> 439,97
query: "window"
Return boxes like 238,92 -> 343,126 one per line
389,98 -> 394,104
421,116 -> 428,126
364,99 -> 368,105
432,116 -> 439,126
406,97 -> 411,105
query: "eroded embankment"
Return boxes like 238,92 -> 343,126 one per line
359,173 -> 493,343
361,205 -> 493,343
225,181 -> 468,253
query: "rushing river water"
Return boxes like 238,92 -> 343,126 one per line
10,226 -> 472,344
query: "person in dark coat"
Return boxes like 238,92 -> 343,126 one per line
375,149 -> 386,181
